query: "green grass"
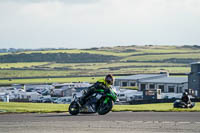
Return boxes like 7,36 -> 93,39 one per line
0,102 -> 200,113
0,45 -> 199,79
122,53 -> 200,62
0,62 -> 49,69
0,66 -> 189,85
134,46 -> 200,54
113,103 -> 200,112
45,62 -> 187,70
0,102 -> 69,113
109,67 -> 190,74
0,70 -> 73,78
0,62 -> 189,79
3,45 -> 200,57
0,77 -> 103,85
6,49 -> 132,57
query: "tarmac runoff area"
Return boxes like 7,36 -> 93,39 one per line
0,112 -> 200,133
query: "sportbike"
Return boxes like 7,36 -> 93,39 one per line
68,86 -> 118,115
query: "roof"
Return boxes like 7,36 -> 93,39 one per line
116,74 -> 166,80
190,62 -> 200,65
140,76 -> 188,84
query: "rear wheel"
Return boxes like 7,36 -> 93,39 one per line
97,98 -> 113,115
68,101 -> 79,115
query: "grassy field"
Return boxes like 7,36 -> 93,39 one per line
0,66 -> 189,81
0,62 -> 49,69
0,77 -> 103,85
133,46 -> 200,54
0,63 -> 190,78
3,49 -> 132,57
0,62 -> 187,71
0,45 -> 199,84
0,70 -> 74,78
44,62 -> 187,69
0,102 -> 200,113
0,66 -> 190,85
2,45 -> 200,58
122,53 -> 200,62
112,103 -> 200,112
0,102 -> 68,113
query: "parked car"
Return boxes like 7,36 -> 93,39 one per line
32,97 -> 43,103
26,88 -> 35,92
40,89 -> 50,96
41,97 -> 52,103
53,97 -> 72,104
51,97 -> 58,103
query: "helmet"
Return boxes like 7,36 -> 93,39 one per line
105,74 -> 114,85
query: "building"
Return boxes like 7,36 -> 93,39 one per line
114,74 -> 168,88
114,73 -> 188,93
139,76 -> 188,93
188,62 -> 200,97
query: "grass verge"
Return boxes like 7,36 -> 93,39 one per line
0,102 -> 69,113
113,103 -> 200,112
0,102 -> 200,113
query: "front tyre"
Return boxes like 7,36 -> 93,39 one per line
97,98 -> 113,115
68,101 -> 79,115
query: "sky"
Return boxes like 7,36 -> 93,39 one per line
0,0 -> 200,49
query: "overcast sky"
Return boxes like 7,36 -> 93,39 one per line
0,0 -> 200,49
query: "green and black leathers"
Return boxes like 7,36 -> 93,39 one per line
79,79 -> 111,105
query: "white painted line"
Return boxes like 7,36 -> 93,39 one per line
162,121 -> 174,124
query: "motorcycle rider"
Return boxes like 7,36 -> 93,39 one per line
78,74 -> 114,106
181,91 -> 191,107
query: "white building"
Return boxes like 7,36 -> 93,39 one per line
115,74 -> 188,93
139,76 -> 188,93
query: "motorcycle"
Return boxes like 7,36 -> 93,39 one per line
68,86 -> 118,115
173,100 -> 195,108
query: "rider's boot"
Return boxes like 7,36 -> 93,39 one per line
77,96 -> 86,107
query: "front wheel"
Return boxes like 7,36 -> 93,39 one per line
97,98 -> 113,115
68,101 -> 79,115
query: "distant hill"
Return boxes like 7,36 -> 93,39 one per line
0,53 -> 118,63
1,45 -> 200,64
0,45 -> 200,79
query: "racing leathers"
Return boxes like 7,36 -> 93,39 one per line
78,79 -> 111,106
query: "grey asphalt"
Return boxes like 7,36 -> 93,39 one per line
0,112 -> 200,133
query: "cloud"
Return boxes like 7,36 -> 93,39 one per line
0,0 -> 200,49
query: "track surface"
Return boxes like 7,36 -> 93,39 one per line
1,112 -> 200,133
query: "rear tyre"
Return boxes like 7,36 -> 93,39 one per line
97,98 -> 113,115
69,101 -> 79,115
